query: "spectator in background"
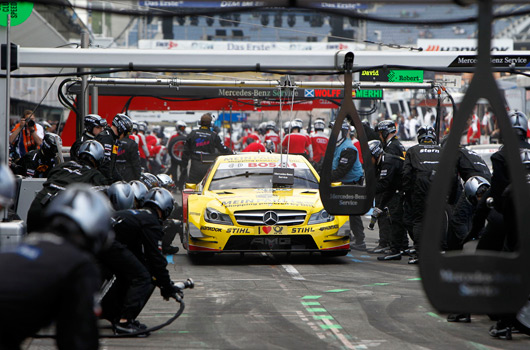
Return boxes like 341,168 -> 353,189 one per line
407,114 -> 418,141
13,133 -> 60,178
264,121 -> 281,152
9,110 -> 44,158
467,114 -> 481,145
481,108 -> 493,143
136,122 -> 151,170
281,120 -> 312,159
242,137 -> 266,152
397,114 -> 408,140
310,119 -> 329,169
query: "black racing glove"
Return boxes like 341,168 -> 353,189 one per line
160,282 -> 184,301
160,284 -> 178,301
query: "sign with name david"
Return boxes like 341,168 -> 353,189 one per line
360,69 -> 424,83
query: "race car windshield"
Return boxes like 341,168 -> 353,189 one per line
209,168 -> 319,190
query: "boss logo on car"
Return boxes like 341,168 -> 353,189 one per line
291,227 -> 315,233
319,225 -> 339,231
200,226 -> 222,232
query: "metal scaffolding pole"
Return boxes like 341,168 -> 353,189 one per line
77,31 -> 90,139
15,47 -> 530,72
79,76 -> 436,90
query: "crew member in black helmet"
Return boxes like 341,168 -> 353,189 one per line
367,140 -> 406,261
375,120 -> 406,158
116,129 -> 141,182
70,114 -> 107,161
102,187 -> 183,335
369,121 -> 406,253
402,125 -> 441,264
14,133 -> 60,178
96,113 -> 134,182
182,113 -> 232,184
0,185 -> 113,350
469,111 -> 530,339
26,140 -> 110,233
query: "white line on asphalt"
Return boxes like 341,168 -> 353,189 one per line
282,264 -> 305,280
320,317 -> 358,350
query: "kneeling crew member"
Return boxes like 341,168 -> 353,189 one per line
102,187 -> 183,334
0,185 -> 113,350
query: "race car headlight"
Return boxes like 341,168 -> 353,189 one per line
308,209 -> 334,225
204,207 -> 234,225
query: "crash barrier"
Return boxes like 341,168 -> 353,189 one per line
0,177 -> 44,250
14,178 -> 46,222
0,220 -> 26,250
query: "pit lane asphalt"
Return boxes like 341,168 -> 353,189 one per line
26,216 -> 528,349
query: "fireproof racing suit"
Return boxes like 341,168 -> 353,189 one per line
0,233 -> 100,350
116,137 -> 141,182
14,149 -> 55,178
26,159 -> 109,233
98,240 -> 153,323
402,142 -> 441,252
70,132 -> 95,162
96,127 -> 123,182
486,140 -> 530,251
102,208 -> 177,317
182,126 -> 232,184
383,135 -> 406,158
446,147 -> 492,250
375,152 -> 406,252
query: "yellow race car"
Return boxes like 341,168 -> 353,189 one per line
181,153 -> 350,259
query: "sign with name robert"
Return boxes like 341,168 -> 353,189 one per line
360,69 -> 424,83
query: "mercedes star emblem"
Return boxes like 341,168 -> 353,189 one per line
263,211 -> 279,226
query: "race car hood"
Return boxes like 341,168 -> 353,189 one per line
209,188 -> 321,213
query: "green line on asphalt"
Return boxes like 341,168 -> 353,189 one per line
306,308 -> 327,312
320,324 -> 343,330
427,312 -> 444,320
468,341 -> 492,350
407,278 -> 421,281
326,289 -> 350,293
301,301 -> 321,306
302,295 -> 322,299
363,282 -> 390,286
313,315 -> 334,320
178,331 -> 190,334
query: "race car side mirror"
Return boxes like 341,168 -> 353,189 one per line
185,183 -> 197,190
